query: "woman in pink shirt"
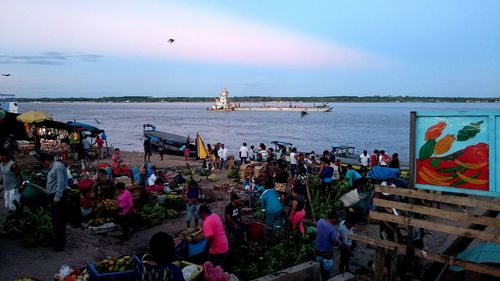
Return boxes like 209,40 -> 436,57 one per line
115,182 -> 134,239
199,205 -> 229,268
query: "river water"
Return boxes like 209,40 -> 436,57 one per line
19,102 -> 498,162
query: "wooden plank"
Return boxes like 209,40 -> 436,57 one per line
350,234 -> 500,278
374,185 -> 500,211
369,211 -> 500,243
373,198 -> 500,228
409,112 -> 416,188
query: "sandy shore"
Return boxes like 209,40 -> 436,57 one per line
0,150 -> 234,280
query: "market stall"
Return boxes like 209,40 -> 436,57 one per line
66,121 -> 106,159
33,120 -> 71,160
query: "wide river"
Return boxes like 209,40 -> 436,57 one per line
19,102 -> 498,162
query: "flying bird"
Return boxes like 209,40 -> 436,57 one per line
300,111 -> 308,118
167,39 -> 175,44
1,74 -> 11,76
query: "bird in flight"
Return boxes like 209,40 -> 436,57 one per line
1,74 -> 11,76
167,39 -> 175,44
300,111 -> 308,118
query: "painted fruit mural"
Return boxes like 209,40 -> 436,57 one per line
416,120 -> 489,191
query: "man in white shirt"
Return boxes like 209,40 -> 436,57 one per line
218,144 -> 228,171
290,147 -> 298,178
359,150 -> 370,174
239,143 -> 249,164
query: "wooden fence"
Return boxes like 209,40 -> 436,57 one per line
350,185 -> 500,280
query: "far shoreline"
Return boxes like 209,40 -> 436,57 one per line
14,96 -> 500,104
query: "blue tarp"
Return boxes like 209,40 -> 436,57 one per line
450,243 -> 500,271
367,166 -> 400,180
66,121 -> 103,133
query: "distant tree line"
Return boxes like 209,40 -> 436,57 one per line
16,95 -> 499,103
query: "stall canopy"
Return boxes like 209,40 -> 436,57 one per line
66,121 -> 104,135
16,110 -> 53,123
38,120 -> 72,130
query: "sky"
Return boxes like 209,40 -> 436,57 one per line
0,0 -> 499,98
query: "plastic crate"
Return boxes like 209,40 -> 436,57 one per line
187,239 -> 207,257
87,262 -> 136,281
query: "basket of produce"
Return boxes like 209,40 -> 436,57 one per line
179,227 -> 205,243
87,256 -> 136,281
164,194 -> 185,211
140,203 -> 165,225
96,199 -> 119,218
173,261 -> 203,281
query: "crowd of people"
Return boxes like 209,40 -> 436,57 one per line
1,131 -> 405,279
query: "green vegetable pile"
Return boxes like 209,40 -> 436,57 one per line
229,237 -> 315,280
140,203 -> 165,222
308,174 -> 349,219
3,208 -> 54,247
165,208 -> 178,218
228,167 -> 240,179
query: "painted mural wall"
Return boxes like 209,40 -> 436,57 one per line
414,111 -> 499,197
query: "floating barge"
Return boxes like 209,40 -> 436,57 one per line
208,88 -> 332,112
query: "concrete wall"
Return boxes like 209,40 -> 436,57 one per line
252,261 -> 321,281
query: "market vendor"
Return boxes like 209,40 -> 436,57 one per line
274,159 -> 289,204
137,231 -> 185,281
0,149 -> 22,212
112,148 -> 121,163
315,210 -> 339,280
345,165 -> 362,189
40,153 -> 68,252
115,182 -> 134,239
146,178 -> 165,194
319,159 -> 334,190
225,193 -> 247,242
182,179 -> 202,228
289,185 -> 306,235
260,184 -> 282,234
94,135 -> 105,159
80,188 -> 93,220
199,205 -> 229,269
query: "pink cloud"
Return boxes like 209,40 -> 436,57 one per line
0,0 -> 384,69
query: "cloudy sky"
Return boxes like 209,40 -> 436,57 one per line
1,0 -> 499,98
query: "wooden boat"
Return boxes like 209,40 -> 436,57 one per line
143,124 -> 196,157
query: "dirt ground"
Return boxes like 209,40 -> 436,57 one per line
0,150 -> 477,280
0,150 -> 235,281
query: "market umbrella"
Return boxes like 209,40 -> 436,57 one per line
16,110 -> 53,123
